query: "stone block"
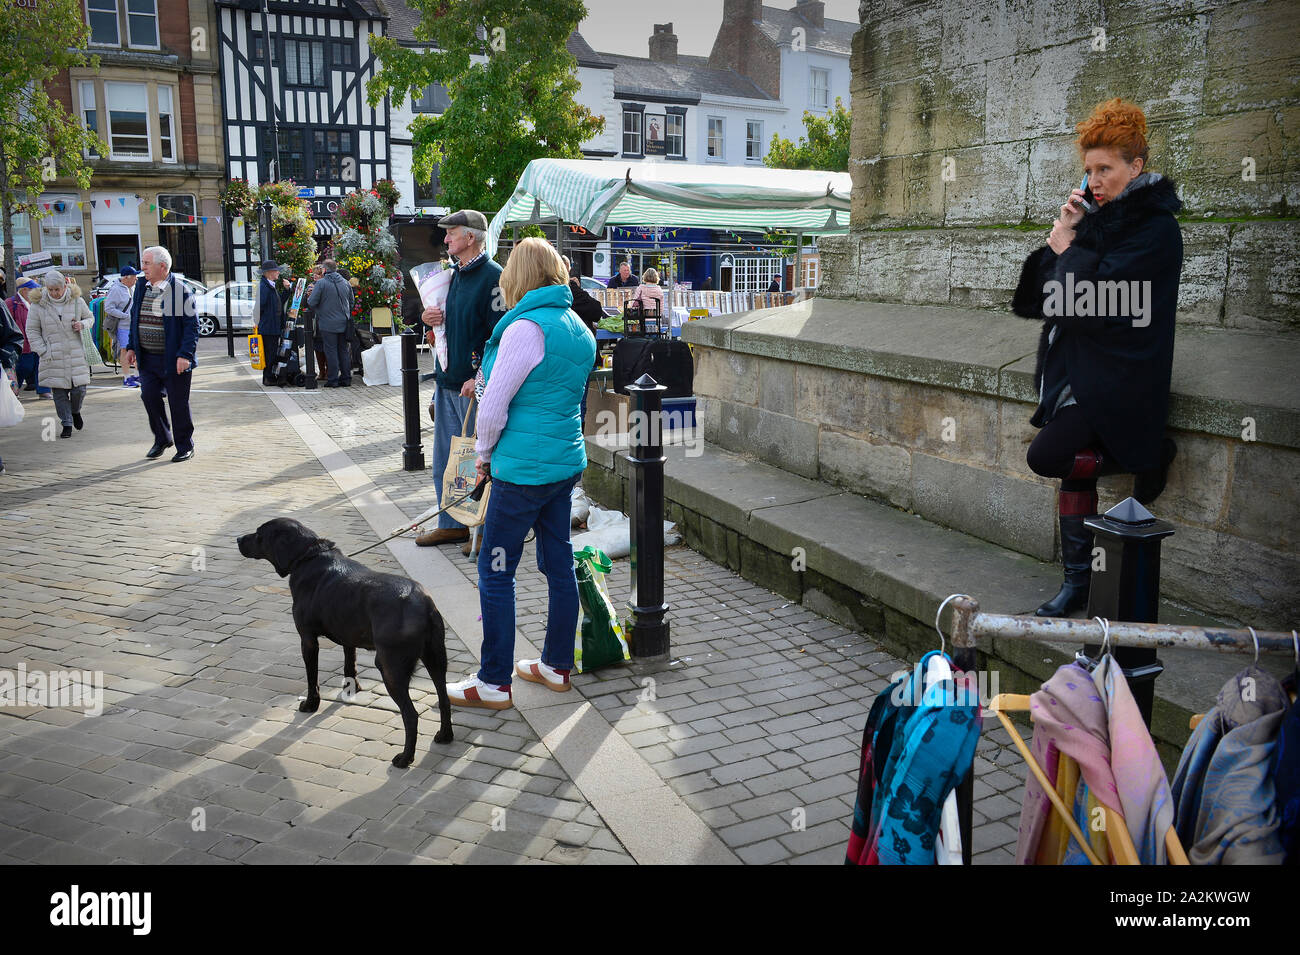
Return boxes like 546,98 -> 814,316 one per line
852,230 -> 953,300
802,569 -> 887,635
984,44 -> 1083,145
872,380 -> 1001,467
912,453 -> 1058,559
1161,112 -> 1286,217
942,142 -> 1032,227
1223,221 -> 1300,333
692,348 -> 758,405
1153,432 -> 1232,528
793,363 -> 878,436
738,536 -> 802,603
878,64 -> 986,158
1177,224 -> 1231,328
696,394 -> 722,445
1203,0 -> 1300,113
818,429 -> 913,509
854,1 -> 944,89
948,230 -> 1041,308
1025,134 -> 1091,223
759,359 -> 797,418
713,400 -> 820,480
1226,441 -> 1300,553
1160,522 -> 1300,630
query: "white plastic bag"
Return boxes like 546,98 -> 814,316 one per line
360,344 -> 388,386
382,335 -> 403,386
0,376 -> 24,427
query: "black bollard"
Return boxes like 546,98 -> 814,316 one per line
400,329 -> 425,471
1079,497 -> 1175,727
302,307 -> 317,390
625,373 -> 670,660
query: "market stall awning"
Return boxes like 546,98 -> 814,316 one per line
486,158 -> 851,255
313,217 -> 343,237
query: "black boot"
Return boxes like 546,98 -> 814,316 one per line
1133,438 -> 1177,505
1036,489 -> 1097,617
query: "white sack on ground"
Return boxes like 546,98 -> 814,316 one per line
361,345 -> 388,386
570,504 -> 678,559
571,487 -> 591,528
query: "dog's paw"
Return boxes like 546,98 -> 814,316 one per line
298,696 -> 321,713
391,752 -> 414,769
434,728 -> 454,744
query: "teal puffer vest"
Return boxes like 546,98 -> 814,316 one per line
481,283 -> 596,485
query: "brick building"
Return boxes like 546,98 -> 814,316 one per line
24,0 -> 226,288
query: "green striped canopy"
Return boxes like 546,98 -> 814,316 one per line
486,158 -> 851,255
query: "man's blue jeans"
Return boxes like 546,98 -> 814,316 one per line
476,473 -> 581,686
430,384 -> 476,530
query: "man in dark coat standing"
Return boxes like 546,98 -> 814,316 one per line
307,259 -> 355,387
606,261 -> 639,289
255,260 -> 284,386
1011,98 -> 1182,617
121,245 -> 199,462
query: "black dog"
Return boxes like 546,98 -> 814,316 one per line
237,517 -> 453,767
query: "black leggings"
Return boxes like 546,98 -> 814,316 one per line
1026,405 -> 1112,492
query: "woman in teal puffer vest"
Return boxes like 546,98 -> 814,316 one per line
447,238 -> 597,711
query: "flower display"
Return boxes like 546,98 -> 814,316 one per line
331,185 -> 403,325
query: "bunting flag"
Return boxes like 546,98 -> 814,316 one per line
118,197 -> 126,206
103,199 -> 111,208
76,201 -> 84,209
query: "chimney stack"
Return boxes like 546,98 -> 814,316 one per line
794,0 -> 825,29
649,22 -> 678,63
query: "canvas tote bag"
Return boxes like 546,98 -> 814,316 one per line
441,395 -> 491,527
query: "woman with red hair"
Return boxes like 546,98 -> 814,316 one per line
1012,98 -> 1182,617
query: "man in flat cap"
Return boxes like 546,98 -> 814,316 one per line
418,209 -> 506,547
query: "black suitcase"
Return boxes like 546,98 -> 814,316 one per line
613,337 -> 694,398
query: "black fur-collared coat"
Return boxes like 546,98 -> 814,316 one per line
1011,175 -> 1183,473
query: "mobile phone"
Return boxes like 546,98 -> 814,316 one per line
1072,174 -> 1094,212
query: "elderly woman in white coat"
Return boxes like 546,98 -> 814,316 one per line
27,270 -> 92,439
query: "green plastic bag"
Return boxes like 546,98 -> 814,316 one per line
573,546 -> 630,673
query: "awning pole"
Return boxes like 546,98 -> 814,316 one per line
794,229 -> 804,291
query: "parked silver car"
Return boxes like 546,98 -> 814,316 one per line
193,281 -> 258,337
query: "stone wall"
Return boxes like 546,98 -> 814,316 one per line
827,0 -> 1300,331
684,298 -> 1300,629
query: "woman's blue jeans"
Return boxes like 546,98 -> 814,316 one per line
476,472 -> 581,686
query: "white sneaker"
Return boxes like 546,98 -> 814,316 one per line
515,658 -> 572,692
447,674 -> 512,710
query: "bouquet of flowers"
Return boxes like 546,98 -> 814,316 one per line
410,260 -> 454,371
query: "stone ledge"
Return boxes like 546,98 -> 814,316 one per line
681,297 -> 1300,449
584,435 -> 1292,755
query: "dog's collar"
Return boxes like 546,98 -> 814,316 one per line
285,540 -> 336,575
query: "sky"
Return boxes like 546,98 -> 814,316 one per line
577,0 -> 860,59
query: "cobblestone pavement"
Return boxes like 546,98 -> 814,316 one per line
0,347 -> 630,865
295,345 -> 1029,865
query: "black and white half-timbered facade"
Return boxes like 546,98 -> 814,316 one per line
216,0 -> 391,280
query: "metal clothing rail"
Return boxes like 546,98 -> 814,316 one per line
936,594 -> 1298,865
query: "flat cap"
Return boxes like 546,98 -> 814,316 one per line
437,209 -> 488,231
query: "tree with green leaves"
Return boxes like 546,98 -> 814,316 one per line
0,0 -> 105,278
367,0 -> 603,217
764,97 -> 850,172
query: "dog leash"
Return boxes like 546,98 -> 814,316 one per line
347,476 -> 491,558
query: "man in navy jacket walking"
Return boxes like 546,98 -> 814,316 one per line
120,246 -> 199,462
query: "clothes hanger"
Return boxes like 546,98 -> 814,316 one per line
990,617 -> 1187,864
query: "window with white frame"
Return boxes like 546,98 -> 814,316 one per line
103,82 -> 151,160
0,208 -> 33,262
801,255 -> 819,288
745,120 -> 763,161
158,86 -> 176,162
86,0 -> 119,45
37,196 -> 86,270
733,255 -> 782,293
809,68 -> 830,109
126,0 -> 159,49
665,113 -> 684,158
707,117 -> 725,160
79,81 -> 100,159
622,110 -> 643,156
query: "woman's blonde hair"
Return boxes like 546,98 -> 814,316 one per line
500,237 -> 569,308
642,267 -> 659,284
